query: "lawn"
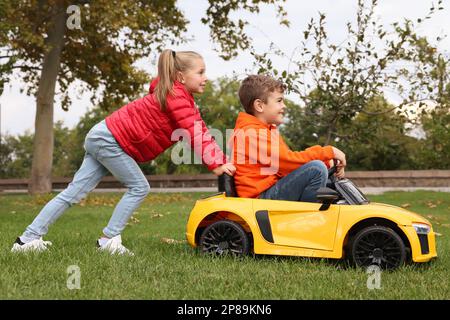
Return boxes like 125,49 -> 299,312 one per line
0,191 -> 449,299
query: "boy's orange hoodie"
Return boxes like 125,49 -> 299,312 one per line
231,112 -> 335,198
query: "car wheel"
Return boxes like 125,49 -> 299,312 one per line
200,220 -> 250,256
349,225 -> 406,270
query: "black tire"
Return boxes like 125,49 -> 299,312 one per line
349,225 -> 406,270
199,220 -> 250,256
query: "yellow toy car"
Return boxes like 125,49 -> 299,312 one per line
186,166 -> 437,270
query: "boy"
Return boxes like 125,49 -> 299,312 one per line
231,74 -> 346,201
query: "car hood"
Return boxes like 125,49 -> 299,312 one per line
369,202 -> 431,225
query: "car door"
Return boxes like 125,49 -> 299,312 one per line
252,199 -> 339,251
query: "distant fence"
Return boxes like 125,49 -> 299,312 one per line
344,170 -> 450,187
0,171 -> 449,191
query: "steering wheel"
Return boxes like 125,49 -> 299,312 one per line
326,159 -> 340,190
328,159 -> 339,179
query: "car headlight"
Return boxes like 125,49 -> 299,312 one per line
412,223 -> 431,235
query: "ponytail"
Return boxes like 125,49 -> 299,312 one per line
155,49 -> 177,111
154,49 -> 203,111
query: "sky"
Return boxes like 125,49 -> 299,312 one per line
0,0 -> 449,136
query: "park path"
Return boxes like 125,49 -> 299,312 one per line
2,187 -> 450,195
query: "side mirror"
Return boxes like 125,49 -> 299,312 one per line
316,187 -> 339,211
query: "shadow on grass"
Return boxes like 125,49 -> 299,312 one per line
185,246 -> 349,269
185,246 -> 439,273
252,254 -> 351,269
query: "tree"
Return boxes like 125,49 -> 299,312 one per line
253,0 -> 447,148
0,121 -> 73,178
0,0 -> 287,193
335,97 -> 420,170
408,32 -> 450,169
281,94 -> 420,170
0,133 -> 34,178
416,83 -> 450,169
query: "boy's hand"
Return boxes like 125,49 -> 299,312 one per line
335,167 -> 345,179
331,147 -> 346,178
331,147 -> 346,167
212,163 -> 236,176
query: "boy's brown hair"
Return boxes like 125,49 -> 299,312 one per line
238,75 -> 286,114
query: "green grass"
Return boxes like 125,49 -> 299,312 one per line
0,191 -> 449,299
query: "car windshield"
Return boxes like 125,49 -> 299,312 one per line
337,179 -> 369,204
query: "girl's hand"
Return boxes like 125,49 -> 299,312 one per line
212,163 -> 236,176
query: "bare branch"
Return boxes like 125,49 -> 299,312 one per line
360,98 -> 433,115
11,65 -> 42,71
359,105 -> 398,115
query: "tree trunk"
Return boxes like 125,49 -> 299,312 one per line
325,113 -> 338,145
28,3 -> 66,194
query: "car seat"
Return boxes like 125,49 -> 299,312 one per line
218,174 -> 237,197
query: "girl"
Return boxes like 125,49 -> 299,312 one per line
11,49 -> 236,255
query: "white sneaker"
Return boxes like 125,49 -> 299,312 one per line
97,235 -> 134,256
11,237 -> 52,253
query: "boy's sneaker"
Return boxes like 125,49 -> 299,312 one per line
96,235 -> 134,256
11,237 -> 52,253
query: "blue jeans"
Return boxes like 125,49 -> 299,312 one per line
259,160 -> 328,202
22,120 -> 150,240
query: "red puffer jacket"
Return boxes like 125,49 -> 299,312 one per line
105,78 -> 227,170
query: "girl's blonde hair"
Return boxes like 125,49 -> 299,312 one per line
155,49 -> 203,111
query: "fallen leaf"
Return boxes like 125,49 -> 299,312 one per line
426,202 -> 437,208
401,203 -> 411,208
161,238 -> 185,244
127,216 -> 140,226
